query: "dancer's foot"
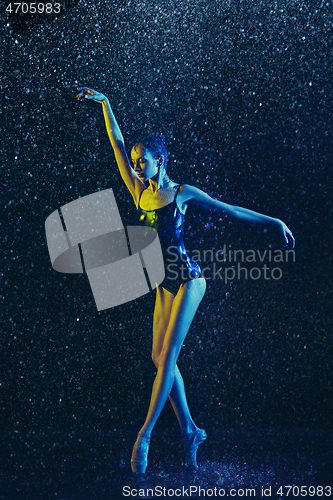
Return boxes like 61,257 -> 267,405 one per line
182,427 -> 207,469
131,431 -> 150,474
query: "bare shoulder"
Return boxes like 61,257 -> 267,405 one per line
174,184 -> 212,214
177,184 -> 211,204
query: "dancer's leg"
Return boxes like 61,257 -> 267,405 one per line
152,286 -> 196,434
139,278 -> 206,437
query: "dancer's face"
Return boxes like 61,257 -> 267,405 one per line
131,144 -> 159,182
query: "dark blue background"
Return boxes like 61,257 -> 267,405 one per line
2,0 -> 332,498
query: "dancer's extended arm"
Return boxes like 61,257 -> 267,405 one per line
76,87 -> 144,202
181,185 -> 295,247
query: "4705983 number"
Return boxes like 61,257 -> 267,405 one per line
5,3 -> 61,14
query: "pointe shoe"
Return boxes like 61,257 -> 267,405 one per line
182,427 -> 207,469
131,432 -> 150,474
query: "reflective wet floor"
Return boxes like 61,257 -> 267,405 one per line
1,426 -> 331,500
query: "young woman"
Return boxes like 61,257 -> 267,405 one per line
76,87 -> 295,474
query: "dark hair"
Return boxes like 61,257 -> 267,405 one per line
134,133 -> 168,171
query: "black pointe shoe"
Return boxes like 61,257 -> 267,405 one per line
131,432 -> 150,474
182,428 -> 207,469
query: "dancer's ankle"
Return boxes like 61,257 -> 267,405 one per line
182,424 -> 197,436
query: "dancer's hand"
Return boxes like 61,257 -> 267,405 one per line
277,220 -> 295,248
76,87 -> 107,103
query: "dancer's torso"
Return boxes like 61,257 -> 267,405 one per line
137,185 -> 202,294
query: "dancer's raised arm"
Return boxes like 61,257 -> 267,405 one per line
76,87 -> 144,203
180,184 -> 295,248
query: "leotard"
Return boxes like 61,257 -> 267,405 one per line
137,185 -> 203,295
